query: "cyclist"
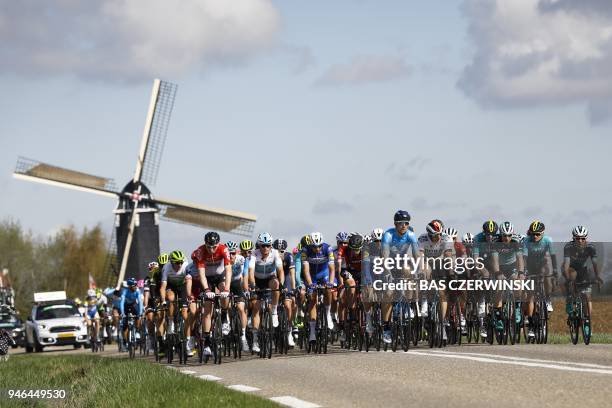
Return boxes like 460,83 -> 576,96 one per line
120,277 -> 144,351
184,259 -> 203,357
143,261 -> 161,351
274,238 -> 296,347
248,232 -> 285,353
444,227 -> 467,333
380,210 -> 420,344
523,221 -> 554,338
337,233 -> 367,343
302,232 -> 336,344
419,220 -> 455,341
563,226 -> 603,327
492,222 -> 525,331
191,232 -> 232,357
227,241 -> 250,352
472,220 -> 499,338
84,289 -> 101,347
159,250 -> 190,339
334,232 -> 349,333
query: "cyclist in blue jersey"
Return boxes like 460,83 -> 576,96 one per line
120,278 -> 144,351
523,221 -> 554,338
379,210 -> 420,344
302,232 -> 336,344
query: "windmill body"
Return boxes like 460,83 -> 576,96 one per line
13,79 -> 256,287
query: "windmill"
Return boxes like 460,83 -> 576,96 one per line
13,79 -> 256,288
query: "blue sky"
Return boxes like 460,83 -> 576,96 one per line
1,0 -> 611,253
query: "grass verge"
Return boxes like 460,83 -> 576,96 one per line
547,332 -> 612,344
0,355 -> 278,407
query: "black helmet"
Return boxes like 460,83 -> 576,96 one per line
394,210 -> 411,223
273,239 -> 288,251
528,221 -> 545,235
348,233 -> 364,250
204,231 -> 220,246
482,220 -> 498,235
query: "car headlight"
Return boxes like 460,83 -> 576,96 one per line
38,324 -> 47,330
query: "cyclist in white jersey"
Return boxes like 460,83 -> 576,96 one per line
159,250 -> 190,336
248,232 -> 285,353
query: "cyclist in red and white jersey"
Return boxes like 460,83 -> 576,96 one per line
191,231 -> 232,357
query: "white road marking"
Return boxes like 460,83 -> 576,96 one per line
270,396 -> 321,408
180,370 -> 197,375
228,384 -> 261,392
198,374 -> 222,381
409,351 -> 612,375
429,350 -> 612,369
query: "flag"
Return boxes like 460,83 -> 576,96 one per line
88,274 -> 96,289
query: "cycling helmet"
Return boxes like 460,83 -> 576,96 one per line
572,225 -> 588,238
240,239 -> 254,251
499,221 -> 514,235
394,210 -> 411,223
157,253 -> 169,265
443,227 -> 458,239
87,289 -> 96,298
348,233 -> 364,250
310,232 -> 323,246
127,277 -> 137,287
273,239 -> 288,251
371,228 -> 384,241
204,231 -> 220,246
74,297 -> 81,305
528,221 -> 545,235
432,219 -> 445,229
364,234 -> 373,244
482,220 -> 498,235
226,241 -> 238,252
257,232 -> 273,246
148,261 -> 159,271
300,235 -> 312,247
170,250 -> 185,263
336,231 -> 350,243
462,232 -> 474,244
426,220 -> 444,235
292,247 -> 299,255
517,234 -> 526,243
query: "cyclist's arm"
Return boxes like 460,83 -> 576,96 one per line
277,264 -> 285,288
198,267 -> 209,291
160,281 -> 167,303
328,253 -> 336,286
544,252 -> 553,276
302,259 -> 312,286
591,249 -> 601,283
143,290 -> 150,308
248,257 -> 256,286
517,251 -> 525,274
185,277 -> 193,298
119,290 -> 126,316
136,291 -> 144,316
491,252 -> 500,275
289,266 -> 296,290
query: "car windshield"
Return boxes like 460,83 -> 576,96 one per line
0,312 -> 18,327
36,304 -> 80,320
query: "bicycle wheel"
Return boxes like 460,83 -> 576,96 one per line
581,295 -> 591,345
129,325 -> 136,359
213,312 -> 223,364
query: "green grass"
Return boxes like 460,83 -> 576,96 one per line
546,332 -> 612,344
0,355 -> 278,407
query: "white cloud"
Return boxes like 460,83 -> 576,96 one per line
316,54 -> 412,86
0,0 -> 280,81
458,0 -> 612,124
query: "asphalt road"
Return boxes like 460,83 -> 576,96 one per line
13,341 -> 612,408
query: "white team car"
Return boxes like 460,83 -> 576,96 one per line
25,291 -> 88,352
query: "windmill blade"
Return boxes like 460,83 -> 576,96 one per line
115,184 -> 142,289
133,79 -> 178,186
13,156 -> 118,198
154,196 -> 256,237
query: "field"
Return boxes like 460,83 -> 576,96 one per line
549,296 -> 612,335
0,355 -> 278,407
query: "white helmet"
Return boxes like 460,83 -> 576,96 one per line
257,232 -> 273,246
572,225 -> 588,238
462,232 -> 474,244
363,234 -> 372,244
443,227 -> 458,239
499,221 -> 514,235
87,289 -> 96,298
310,232 -> 323,246
371,228 -> 384,241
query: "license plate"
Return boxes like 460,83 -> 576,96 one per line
57,333 -> 75,339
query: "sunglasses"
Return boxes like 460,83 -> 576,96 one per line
502,234 -> 513,238
206,244 -> 218,249
261,244 -> 272,248
171,261 -> 183,265
531,233 -> 542,237
395,222 -> 409,227
229,251 -> 237,255
575,237 -> 586,241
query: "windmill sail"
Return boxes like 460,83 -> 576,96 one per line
155,197 -> 256,237
133,79 -> 178,186
13,157 -> 118,197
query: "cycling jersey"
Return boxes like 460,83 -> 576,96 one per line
337,246 -> 363,273
493,236 -> 523,267
281,251 -> 295,288
85,296 -> 99,319
119,287 -> 143,316
381,227 -> 419,258
523,235 -> 553,261
185,261 -> 199,279
472,233 -> 498,260
454,241 -> 466,258
249,248 -> 283,279
564,242 -> 597,271
294,251 -> 303,287
231,254 -> 248,282
418,233 -> 454,259
160,261 -> 191,285
144,268 -> 161,298
191,244 -> 231,276
301,243 -> 335,283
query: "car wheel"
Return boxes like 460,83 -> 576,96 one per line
25,343 -> 33,353
74,344 -> 82,349
34,336 -> 44,353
